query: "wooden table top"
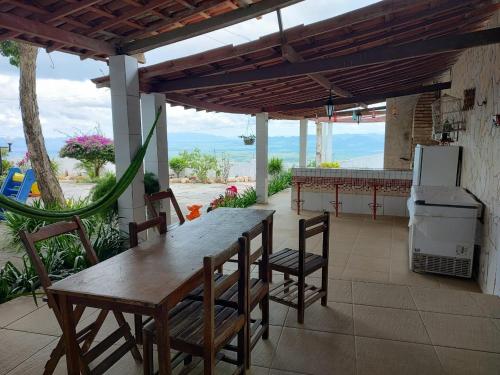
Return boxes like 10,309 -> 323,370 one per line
48,208 -> 274,309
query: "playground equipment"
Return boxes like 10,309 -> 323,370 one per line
0,167 -> 38,219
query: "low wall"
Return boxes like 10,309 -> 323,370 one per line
291,168 -> 413,217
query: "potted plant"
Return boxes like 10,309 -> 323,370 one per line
239,134 -> 256,145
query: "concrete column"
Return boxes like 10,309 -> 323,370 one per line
141,93 -> 170,223
321,123 -> 328,162
109,55 -> 145,231
299,118 -> 308,167
315,120 -> 322,165
326,122 -> 333,162
256,112 -> 269,204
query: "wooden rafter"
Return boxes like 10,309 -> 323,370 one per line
120,0 -> 305,54
0,11 -> 115,55
153,27 -> 500,92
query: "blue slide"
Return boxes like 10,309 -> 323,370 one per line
0,167 -> 36,219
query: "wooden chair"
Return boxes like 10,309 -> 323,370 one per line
128,213 -> 167,345
142,237 -> 249,374
145,188 -> 185,230
268,212 -> 330,323
186,220 -> 270,369
19,216 -> 142,375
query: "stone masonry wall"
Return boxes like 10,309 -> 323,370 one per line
443,10 -> 500,294
384,94 -> 419,169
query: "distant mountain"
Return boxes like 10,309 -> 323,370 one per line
1,133 -> 384,164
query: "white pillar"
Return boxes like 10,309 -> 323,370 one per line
256,112 -> 269,204
315,120 -> 322,165
321,123 -> 328,162
299,118 -> 307,167
110,55 -> 145,231
326,122 -> 333,162
141,93 -> 170,223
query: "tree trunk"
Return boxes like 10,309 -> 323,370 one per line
18,43 -> 65,206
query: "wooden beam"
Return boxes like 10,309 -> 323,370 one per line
153,27 -> 500,92
45,0 -> 101,23
0,12 -> 115,55
282,44 -> 353,97
165,93 -> 260,114
120,0 -> 305,54
265,82 -> 451,112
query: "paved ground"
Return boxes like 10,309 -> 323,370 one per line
0,181 -> 255,268
1,190 -> 500,374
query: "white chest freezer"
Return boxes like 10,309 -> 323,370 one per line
408,186 -> 482,278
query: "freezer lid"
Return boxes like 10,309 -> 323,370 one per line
410,186 -> 482,216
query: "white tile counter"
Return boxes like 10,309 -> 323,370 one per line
291,168 -> 413,217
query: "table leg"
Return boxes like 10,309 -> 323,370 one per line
58,295 -> 80,375
155,306 -> 172,375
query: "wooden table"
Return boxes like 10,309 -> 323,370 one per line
48,208 -> 274,375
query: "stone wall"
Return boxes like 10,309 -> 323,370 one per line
384,94 -> 419,169
411,92 -> 439,153
443,10 -> 500,294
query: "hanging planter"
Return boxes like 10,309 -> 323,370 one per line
239,134 -> 256,145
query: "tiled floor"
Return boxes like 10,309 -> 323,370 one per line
2,189 -> 500,374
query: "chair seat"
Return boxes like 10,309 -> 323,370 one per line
187,273 -> 268,310
269,248 -> 326,276
143,300 -> 244,356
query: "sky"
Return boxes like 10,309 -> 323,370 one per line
0,0 -> 385,140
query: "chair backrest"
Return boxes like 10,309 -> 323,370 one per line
203,237 -> 248,355
298,212 -> 330,267
19,216 -> 98,303
145,188 -> 185,225
242,219 -> 269,282
129,212 -> 167,247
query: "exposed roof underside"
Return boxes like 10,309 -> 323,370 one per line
0,0 -> 303,60
92,0 -> 500,119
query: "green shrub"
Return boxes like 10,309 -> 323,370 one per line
307,160 -> 317,167
268,157 -> 284,176
215,153 -> 232,183
1,199 -> 127,304
268,171 -> 292,196
169,155 -> 188,178
90,172 -> 118,213
179,148 -> 217,183
218,187 -> 257,208
144,172 -> 160,195
319,161 -> 341,168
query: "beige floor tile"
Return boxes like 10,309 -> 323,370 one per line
390,271 -> 441,288
438,277 -> 481,292
410,287 -> 485,316
342,267 -> 390,283
284,302 -> 353,335
307,277 -> 352,303
390,255 -> 410,273
421,311 -> 500,352
353,305 -> 430,344
0,329 -> 55,375
250,325 -> 282,368
346,254 -> 389,273
269,370 -> 306,375
328,252 -> 350,267
355,336 -> 443,375
252,301 -> 289,327
469,293 -> 500,318
351,245 -> 391,259
0,296 -> 44,328
3,340 -> 66,375
352,281 -> 416,309
435,346 -> 500,375
271,327 -> 355,375
6,305 -> 61,336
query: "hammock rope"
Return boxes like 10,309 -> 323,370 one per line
0,108 -> 162,221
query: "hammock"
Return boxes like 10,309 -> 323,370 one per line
0,108 -> 162,221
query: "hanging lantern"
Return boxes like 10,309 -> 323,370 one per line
352,110 -> 362,124
324,89 -> 334,120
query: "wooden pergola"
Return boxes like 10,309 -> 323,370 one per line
0,0 -> 302,59
91,0 -> 500,119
